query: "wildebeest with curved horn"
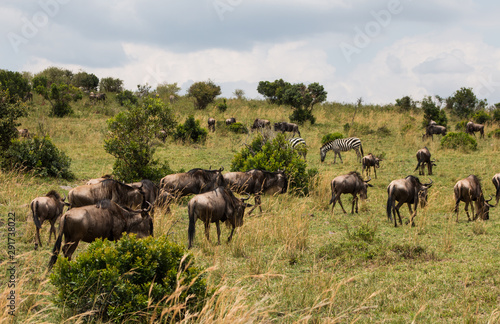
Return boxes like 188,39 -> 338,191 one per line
414,147 -> 436,176
454,175 -> 494,221
86,174 -> 112,185
251,118 -> 271,131
274,122 -> 300,136
30,190 -> 69,249
223,169 -> 288,214
48,199 -> 153,269
160,167 -> 225,198
68,179 -> 145,209
362,153 -> 381,179
225,117 -> 236,125
466,121 -> 485,138
208,117 -> 216,132
329,171 -> 372,214
423,124 -> 447,140
386,176 -> 433,227
128,179 -> 159,206
493,173 -> 500,206
187,187 -> 251,249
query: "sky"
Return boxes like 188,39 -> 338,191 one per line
2,0 -> 500,105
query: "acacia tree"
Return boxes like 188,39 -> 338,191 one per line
187,80 -> 221,109
257,80 -> 327,124
445,87 -> 478,118
104,97 -> 176,182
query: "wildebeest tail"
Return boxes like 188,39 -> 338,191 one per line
187,201 -> 196,248
386,187 -> 394,221
32,201 -> 42,229
48,215 -> 65,270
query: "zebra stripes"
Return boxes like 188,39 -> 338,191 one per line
288,137 -> 307,159
320,137 -> 363,163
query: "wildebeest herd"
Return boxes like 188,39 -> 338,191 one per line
27,117 -> 496,270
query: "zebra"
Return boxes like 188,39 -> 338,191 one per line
320,137 -> 363,163
288,137 -> 307,159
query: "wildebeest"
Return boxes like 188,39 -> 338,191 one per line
187,187 -> 251,248
129,179 -> 159,206
274,122 -> 300,136
24,92 -> 33,102
89,92 -> 106,102
493,173 -> 500,206
423,124 -> 447,140
223,169 -> 288,214
155,189 -> 174,212
208,117 -> 216,132
48,199 -> 153,269
169,95 -> 176,104
30,190 -> 69,249
225,117 -> 236,125
86,174 -> 112,185
329,172 -> 372,214
251,118 -> 271,131
68,179 -> 145,209
429,120 -> 437,126
454,175 -> 494,222
466,122 -> 485,138
386,176 -> 433,227
18,128 -> 30,138
362,153 -> 381,179
160,167 -> 225,197
414,147 -> 436,176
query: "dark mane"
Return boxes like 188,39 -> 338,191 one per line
96,199 -> 112,209
46,190 -> 61,200
405,175 -> 422,184
468,174 -> 482,188
348,171 -> 363,180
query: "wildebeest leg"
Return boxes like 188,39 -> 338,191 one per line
35,227 -> 41,249
351,194 -> 358,214
227,226 -> 235,242
204,221 -> 211,244
215,221 -> 221,245
336,195 -> 347,214
62,241 -> 79,261
464,202 -> 472,221
393,201 -> 405,227
248,195 -> 261,214
49,220 -> 57,244
373,166 -> 377,179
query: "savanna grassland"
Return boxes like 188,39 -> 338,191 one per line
1,93 -> 500,323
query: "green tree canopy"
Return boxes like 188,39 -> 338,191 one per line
187,80 -> 221,109
395,96 -> 417,111
422,96 -> 447,128
445,87 -> 479,118
0,70 -> 31,103
0,87 -> 27,152
34,66 -> 73,86
33,79 -> 82,117
99,77 -> 124,92
72,71 -> 99,91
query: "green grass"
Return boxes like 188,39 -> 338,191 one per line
1,94 -> 500,323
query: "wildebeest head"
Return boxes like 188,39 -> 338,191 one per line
273,122 -> 282,131
407,176 -> 433,208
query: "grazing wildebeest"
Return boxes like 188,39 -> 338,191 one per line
329,172 -> 372,214
169,95 -> 176,104
274,122 -> 301,136
466,122 -> 485,138
155,189 -> 174,213
24,92 -> 33,102
68,179 -> 145,209
86,174 -> 112,185
493,173 -> 500,206
225,117 -> 236,125
48,200 -> 153,269
160,167 -> 225,197
96,93 -> 106,102
386,176 -> 433,227
414,147 -> 436,176
187,187 -> 251,248
251,118 -> 271,131
320,137 -> 363,163
223,169 -> 288,214
18,128 -> 30,138
362,153 -> 381,179
423,124 -> 447,140
129,179 -> 159,206
208,117 -> 216,132
454,175 -> 494,222
429,120 -> 437,126
30,190 -> 69,249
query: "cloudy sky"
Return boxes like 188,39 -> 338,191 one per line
2,0 -> 500,104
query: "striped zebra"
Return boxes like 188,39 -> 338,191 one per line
288,137 -> 307,159
320,137 -> 363,163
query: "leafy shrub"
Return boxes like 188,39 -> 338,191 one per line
321,132 -> 344,145
1,136 -> 73,178
99,77 -> 124,92
116,90 -> 138,106
0,87 -> 27,151
227,122 -> 248,134
472,110 -> 491,124
422,96 -> 447,127
217,98 -> 228,113
50,235 -> 209,322
187,80 -> 221,110
492,108 -> 500,122
488,129 -> 500,138
230,133 -> 317,195
290,106 -> 316,125
174,116 -> 208,144
455,120 -> 467,131
346,223 -> 377,243
441,132 -> 477,151
395,95 -> 417,111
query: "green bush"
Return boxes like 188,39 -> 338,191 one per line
50,235 -> 209,322
217,98 -> 228,113
1,136 -> 73,178
290,106 -> 316,125
187,80 -> 221,110
230,133 -> 317,195
116,90 -> 138,106
321,132 -> 344,145
472,110 -> 491,124
0,87 -> 27,151
488,129 -> 500,138
227,122 -> 248,134
455,120 -> 467,131
376,126 -> 391,137
440,132 -> 477,151
174,116 -> 208,144
492,108 -> 500,122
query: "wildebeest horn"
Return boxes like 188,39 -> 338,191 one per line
241,193 -> 251,201
62,193 -> 67,201
364,177 -> 371,183
424,179 -> 433,187
143,201 -> 153,213
485,195 -> 493,203
219,166 -> 224,172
